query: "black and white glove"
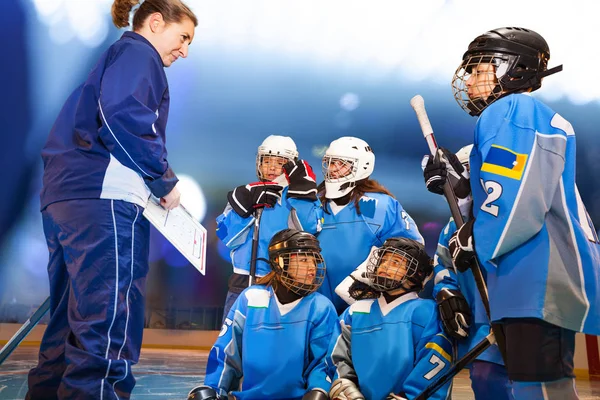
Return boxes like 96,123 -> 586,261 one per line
436,288 -> 472,340
283,159 -> 318,201
330,378 -> 365,400
187,385 -> 225,400
348,278 -> 380,301
227,181 -> 282,218
423,147 -> 470,199
448,219 -> 476,273
386,394 -> 408,400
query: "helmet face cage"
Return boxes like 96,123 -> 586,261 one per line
274,251 -> 326,296
257,154 -> 294,181
451,54 -> 508,116
366,246 -> 420,292
322,156 -> 358,183
453,27 -> 555,116
255,136 -> 299,181
322,137 -> 375,199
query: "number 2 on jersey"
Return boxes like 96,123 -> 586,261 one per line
480,179 -> 503,217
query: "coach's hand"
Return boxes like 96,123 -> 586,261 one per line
161,186 -> 181,210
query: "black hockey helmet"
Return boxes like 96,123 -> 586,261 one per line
187,385 -> 219,400
366,237 -> 432,292
268,229 -> 325,296
452,27 -> 563,116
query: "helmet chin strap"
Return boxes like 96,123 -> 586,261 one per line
324,180 -> 355,200
331,190 -> 353,206
383,278 -> 420,299
274,282 -> 302,304
382,283 -> 419,302
271,173 -> 289,187
467,85 -> 503,116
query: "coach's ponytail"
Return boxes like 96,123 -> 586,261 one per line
112,0 -> 198,31
111,0 -> 139,29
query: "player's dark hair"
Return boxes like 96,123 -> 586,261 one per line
111,0 -> 198,30
318,178 -> 395,216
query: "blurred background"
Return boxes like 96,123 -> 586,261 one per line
1,0 -> 599,330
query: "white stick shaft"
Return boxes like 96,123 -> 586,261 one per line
410,95 -> 438,156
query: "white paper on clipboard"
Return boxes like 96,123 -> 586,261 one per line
142,197 -> 207,275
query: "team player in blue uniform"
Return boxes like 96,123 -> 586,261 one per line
27,1 -> 197,399
425,27 -> 600,398
432,145 -> 514,399
188,229 -> 337,400
216,135 -> 322,318
327,237 -> 453,400
317,137 -> 423,314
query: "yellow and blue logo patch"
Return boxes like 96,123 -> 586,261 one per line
481,145 -> 528,180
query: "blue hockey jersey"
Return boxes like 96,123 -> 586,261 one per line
328,292 -> 452,400
470,93 -> 600,334
433,219 -> 504,365
40,32 -> 177,210
317,193 -> 423,313
204,285 -> 338,399
216,187 -> 322,277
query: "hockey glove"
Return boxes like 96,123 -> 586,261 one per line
348,278 -> 380,300
329,378 -> 365,400
227,181 -> 282,218
448,219 -> 476,273
283,159 -> 318,201
436,287 -> 472,340
423,147 -> 470,199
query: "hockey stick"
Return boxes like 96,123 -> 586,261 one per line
249,208 -> 264,285
410,95 -> 507,355
0,296 -> 50,365
415,332 -> 496,400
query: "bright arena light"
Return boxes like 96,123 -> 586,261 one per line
340,93 -> 360,111
31,0 -> 600,104
32,0 -> 113,48
185,0 -> 600,105
177,174 -> 207,223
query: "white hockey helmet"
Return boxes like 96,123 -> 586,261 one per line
322,137 -> 375,199
456,144 -> 473,166
256,135 -> 299,181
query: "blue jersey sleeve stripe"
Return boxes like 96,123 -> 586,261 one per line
424,342 -> 452,363
98,99 -> 151,178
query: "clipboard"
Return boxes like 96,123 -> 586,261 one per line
143,197 -> 207,275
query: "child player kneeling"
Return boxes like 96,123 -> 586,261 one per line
328,238 -> 453,400
188,229 -> 338,400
